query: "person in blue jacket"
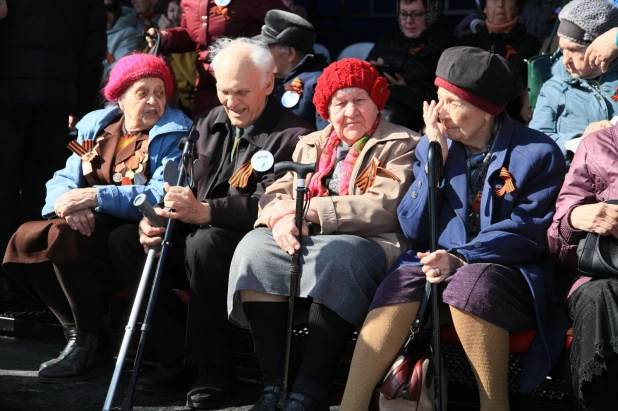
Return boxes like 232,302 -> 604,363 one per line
341,47 -> 567,411
529,0 -> 618,161
2,54 -> 191,383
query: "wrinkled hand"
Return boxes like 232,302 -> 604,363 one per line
146,27 -> 160,48
582,120 -> 612,137
0,0 -> 7,19
585,28 -> 618,73
570,202 -> 618,237
383,72 -> 406,86
264,199 -> 297,229
65,209 -> 95,237
272,214 -> 309,255
417,250 -> 466,284
423,100 -> 448,164
138,210 -> 166,254
158,182 -> 211,225
54,188 -> 98,217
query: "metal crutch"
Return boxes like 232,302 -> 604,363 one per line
427,140 -> 444,411
102,131 -> 199,411
272,160 -> 316,409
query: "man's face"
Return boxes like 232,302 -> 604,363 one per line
560,38 -> 602,79
131,0 -> 155,15
104,0 -> 118,30
268,44 -> 293,79
216,59 -> 274,128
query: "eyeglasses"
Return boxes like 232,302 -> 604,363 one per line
398,11 -> 426,22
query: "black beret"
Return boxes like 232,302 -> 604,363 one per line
434,46 -> 523,115
254,10 -> 316,55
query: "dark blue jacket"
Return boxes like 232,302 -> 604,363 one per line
393,115 -> 568,392
273,54 -> 328,131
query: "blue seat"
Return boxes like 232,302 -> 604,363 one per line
313,43 -> 331,63
336,42 -> 375,61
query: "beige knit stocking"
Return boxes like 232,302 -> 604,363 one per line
450,306 -> 510,411
340,301 -> 420,411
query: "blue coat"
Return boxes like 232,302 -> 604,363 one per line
273,53 -> 329,131
393,115 -> 568,392
43,105 -> 192,221
530,58 -> 618,157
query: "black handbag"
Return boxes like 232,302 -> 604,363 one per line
577,200 -> 618,278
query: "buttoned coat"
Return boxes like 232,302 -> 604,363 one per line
393,115 -> 568,392
257,115 -> 419,268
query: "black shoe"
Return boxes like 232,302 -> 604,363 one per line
249,385 -> 282,411
283,392 -> 329,411
39,325 -> 78,371
38,329 -> 112,383
186,364 -> 234,409
136,362 -> 197,393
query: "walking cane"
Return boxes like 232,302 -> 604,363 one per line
272,160 -> 316,409
427,140 -> 444,411
102,130 -> 199,411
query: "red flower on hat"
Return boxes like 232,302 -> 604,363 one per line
103,53 -> 175,102
313,58 -> 390,120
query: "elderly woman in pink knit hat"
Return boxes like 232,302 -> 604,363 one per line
226,58 -> 419,411
2,53 -> 191,383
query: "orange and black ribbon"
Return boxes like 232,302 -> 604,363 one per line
68,139 -> 99,175
355,157 -> 400,194
495,167 -> 515,197
284,77 -> 303,97
213,5 -> 228,19
611,87 -> 618,102
229,161 -> 253,189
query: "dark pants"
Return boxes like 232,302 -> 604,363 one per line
108,223 -> 244,368
0,107 -> 69,265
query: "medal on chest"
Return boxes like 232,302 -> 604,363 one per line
281,77 -> 303,108
112,139 -> 150,186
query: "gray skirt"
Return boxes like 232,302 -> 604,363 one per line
227,228 -> 386,328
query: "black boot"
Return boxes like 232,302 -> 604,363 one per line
38,329 -> 112,383
249,385 -> 282,411
186,363 -> 234,409
283,392 -> 329,411
39,325 -> 77,371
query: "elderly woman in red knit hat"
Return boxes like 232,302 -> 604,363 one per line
2,53 -> 191,383
226,58 -> 419,411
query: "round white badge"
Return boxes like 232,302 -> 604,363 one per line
215,0 -> 231,6
281,90 -> 300,108
251,150 -> 275,172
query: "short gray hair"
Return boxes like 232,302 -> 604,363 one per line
209,37 -> 275,85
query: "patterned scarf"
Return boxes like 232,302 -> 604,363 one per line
308,117 -> 380,198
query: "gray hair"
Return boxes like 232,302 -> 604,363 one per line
209,37 -> 275,85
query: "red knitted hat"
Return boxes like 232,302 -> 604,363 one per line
313,58 -> 390,120
103,53 -> 174,102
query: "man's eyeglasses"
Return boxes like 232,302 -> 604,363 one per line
398,11 -> 426,22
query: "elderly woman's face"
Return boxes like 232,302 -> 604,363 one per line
119,77 -> 166,131
484,0 -> 519,25
328,88 -> 379,145
560,38 -> 602,79
437,88 -> 492,148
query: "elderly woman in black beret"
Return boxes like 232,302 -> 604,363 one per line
340,47 -> 568,411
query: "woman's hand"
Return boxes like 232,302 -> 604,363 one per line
582,120 -> 612,137
585,28 -> 618,73
417,250 -> 466,284
138,209 -> 167,254
383,72 -> 407,86
158,183 -> 211,226
272,214 -> 309,255
423,100 -> 448,164
65,209 -> 96,237
264,199 -> 297,229
570,202 -> 618,237
54,188 -> 99,217
146,28 -> 160,48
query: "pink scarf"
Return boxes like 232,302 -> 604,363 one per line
308,117 -> 380,198
486,16 -> 519,34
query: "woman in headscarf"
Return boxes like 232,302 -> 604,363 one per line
227,58 -> 419,411
367,0 -> 454,131
2,53 -> 192,383
340,47 -> 567,411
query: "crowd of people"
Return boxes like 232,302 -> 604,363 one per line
2,0 -> 618,410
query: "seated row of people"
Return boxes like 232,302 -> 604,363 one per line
3,34 -> 618,411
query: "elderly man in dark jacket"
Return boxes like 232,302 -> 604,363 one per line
0,0 -> 106,292
108,37 -> 312,409
256,9 -> 328,130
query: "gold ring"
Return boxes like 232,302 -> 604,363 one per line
434,268 -> 441,277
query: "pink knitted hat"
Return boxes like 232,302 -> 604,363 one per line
103,54 -> 174,102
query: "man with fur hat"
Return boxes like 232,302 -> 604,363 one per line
530,0 -> 618,162
256,9 -> 328,130
108,37 -> 313,409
